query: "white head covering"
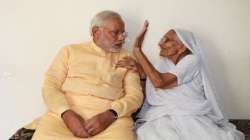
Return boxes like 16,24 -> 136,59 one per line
174,29 -> 226,123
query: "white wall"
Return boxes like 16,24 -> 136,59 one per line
1,0 -> 249,139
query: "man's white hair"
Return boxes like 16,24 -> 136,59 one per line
90,10 -> 122,35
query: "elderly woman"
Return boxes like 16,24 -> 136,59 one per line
116,21 -> 244,140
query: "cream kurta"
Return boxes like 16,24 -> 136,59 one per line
28,41 -> 143,140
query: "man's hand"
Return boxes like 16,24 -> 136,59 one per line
84,110 -> 116,136
61,110 -> 90,138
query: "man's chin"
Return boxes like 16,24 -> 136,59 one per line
109,45 -> 123,52
114,44 -> 123,48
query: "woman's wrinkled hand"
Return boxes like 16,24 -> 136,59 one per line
133,20 -> 149,50
116,56 -> 138,72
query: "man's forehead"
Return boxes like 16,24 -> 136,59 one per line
103,17 -> 124,29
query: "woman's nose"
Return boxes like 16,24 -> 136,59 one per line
159,40 -> 164,46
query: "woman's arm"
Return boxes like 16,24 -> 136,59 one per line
133,21 -> 177,89
133,48 -> 177,89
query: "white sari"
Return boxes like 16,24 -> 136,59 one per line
136,29 -> 244,140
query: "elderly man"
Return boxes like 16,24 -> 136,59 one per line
10,10 -> 143,140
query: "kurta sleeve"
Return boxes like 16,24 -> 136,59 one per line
42,46 -> 70,115
168,55 -> 200,85
110,71 -> 144,117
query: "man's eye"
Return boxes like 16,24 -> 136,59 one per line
111,31 -> 120,36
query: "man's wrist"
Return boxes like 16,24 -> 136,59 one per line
61,109 -> 71,118
108,109 -> 118,119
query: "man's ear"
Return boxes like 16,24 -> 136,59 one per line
92,26 -> 100,37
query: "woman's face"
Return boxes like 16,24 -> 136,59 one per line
158,30 -> 184,58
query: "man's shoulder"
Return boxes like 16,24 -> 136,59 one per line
119,47 -> 131,57
59,42 -> 94,56
64,41 -> 92,51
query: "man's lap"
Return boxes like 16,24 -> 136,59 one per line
32,112 -> 136,140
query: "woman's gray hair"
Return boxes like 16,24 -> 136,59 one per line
90,10 -> 122,35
